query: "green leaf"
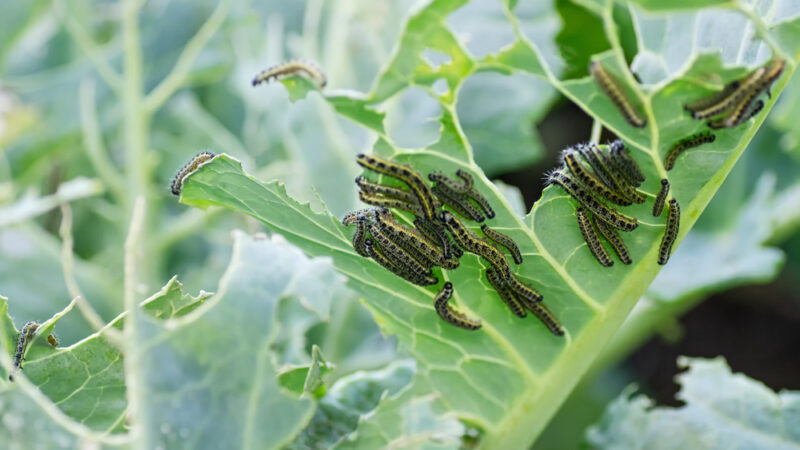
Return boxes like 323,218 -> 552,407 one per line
141,275 -> 212,319
278,345 -> 335,398
586,356 -> 800,449
132,232 -> 346,449
180,0 -> 800,447
0,296 -> 127,433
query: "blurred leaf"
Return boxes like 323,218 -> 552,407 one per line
180,0 -> 800,446
336,380 -> 465,449
586,356 -> 800,449
555,0 -> 610,79
0,177 -> 103,227
289,359 -> 415,448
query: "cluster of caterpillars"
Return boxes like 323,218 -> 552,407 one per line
664,58 -> 785,171
585,58 -> 786,266
343,154 -> 563,335
547,141 -> 644,266
8,321 -> 58,382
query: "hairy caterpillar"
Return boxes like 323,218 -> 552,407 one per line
481,225 -> 523,264
652,179 -> 670,217
485,268 -> 527,318
170,151 -> 216,196
252,60 -> 327,88
342,208 -> 379,226
576,207 -> 613,267
356,154 -> 438,221
658,199 -> 681,265
590,61 -> 647,128
577,143 -> 645,204
429,171 -> 495,219
594,217 -> 632,265
608,140 -> 646,187
434,282 -> 482,330
664,132 -> 715,171
562,150 -> 632,206
546,170 -> 638,231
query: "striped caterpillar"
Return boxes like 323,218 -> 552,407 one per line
170,151 -> 216,196
434,282 -> 481,330
665,132 -> 715,171
252,61 -> 327,88
590,61 -> 647,128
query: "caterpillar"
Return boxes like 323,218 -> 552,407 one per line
485,268 -> 527,318
594,217 -> 632,265
434,282 -> 482,331
688,59 -> 784,121
590,61 -> 647,128
522,301 -> 565,337
684,80 -> 741,114
428,172 -> 470,194
9,321 -> 40,382
355,176 -> 421,206
352,215 -> 370,257
664,132 -> 715,171
562,150 -> 632,206
456,169 -> 474,190
356,154 -> 438,221
368,224 -> 434,280
658,199 -> 681,265
414,217 -> 462,261
577,143 -> 645,204
364,239 -> 438,286
47,334 -> 58,348
429,171 -> 495,219
707,97 -> 764,129
546,170 -> 638,231
439,211 -> 509,271
576,207 -> 613,267
342,208 -> 379,226
506,273 -> 543,304
252,60 -> 327,88
652,179 -> 669,217
358,190 -> 423,217
686,66 -> 766,119
481,225 -> 523,264
431,184 -> 485,222
608,140 -> 646,186
170,151 -> 216,196
375,209 -> 442,268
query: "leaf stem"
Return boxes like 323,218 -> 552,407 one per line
143,0 -> 235,113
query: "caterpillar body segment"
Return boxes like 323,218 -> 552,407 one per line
434,282 -> 482,330
576,207 -> 613,267
590,61 -> 647,128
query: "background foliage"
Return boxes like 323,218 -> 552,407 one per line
1,0 -> 799,448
